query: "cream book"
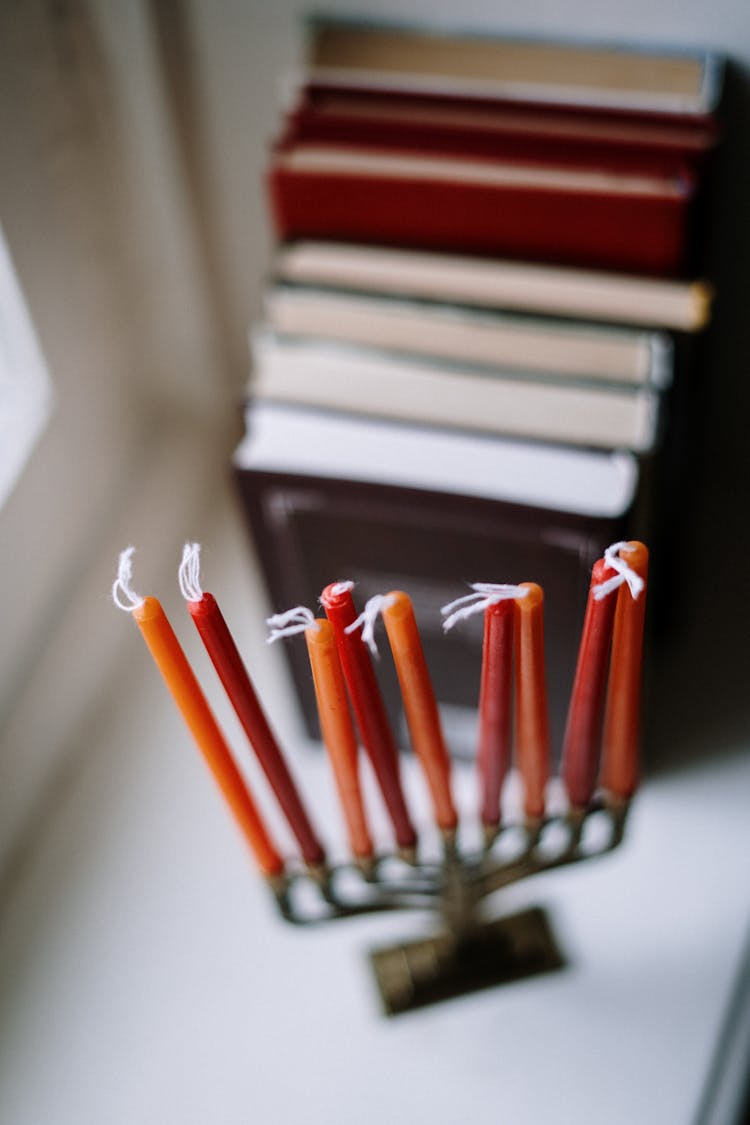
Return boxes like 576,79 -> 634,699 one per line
274,242 -> 712,332
265,285 -> 672,386
306,20 -> 721,115
250,332 -> 660,452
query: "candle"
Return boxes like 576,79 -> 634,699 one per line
321,582 -> 417,854
514,583 -> 550,823
600,541 -> 649,802
561,557 -> 618,811
130,595 -> 284,877
381,591 -> 457,837
305,619 -> 374,863
187,592 -> 326,868
476,598 -> 514,834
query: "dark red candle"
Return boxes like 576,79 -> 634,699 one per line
476,598 -> 514,833
321,582 -> 417,852
561,558 -> 618,810
188,593 -> 326,868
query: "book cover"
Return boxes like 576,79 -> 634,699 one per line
250,332 -> 662,452
273,241 -> 712,331
268,144 -> 694,275
265,283 -> 673,386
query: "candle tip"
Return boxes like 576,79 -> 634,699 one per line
112,546 -> 145,612
178,542 -> 204,602
593,541 -> 646,602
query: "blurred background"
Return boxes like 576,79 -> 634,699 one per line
1,2 -> 749,1123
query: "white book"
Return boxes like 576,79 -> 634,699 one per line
265,284 -> 672,386
233,400 -> 639,519
250,332 -> 660,452
274,241 -> 712,332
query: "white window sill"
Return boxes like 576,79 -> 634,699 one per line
0,490 -> 748,1125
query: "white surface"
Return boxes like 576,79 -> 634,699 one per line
1,511 -> 748,1125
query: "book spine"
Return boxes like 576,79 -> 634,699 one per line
268,164 -> 691,275
285,109 -> 711,177
251,335 -> 660,451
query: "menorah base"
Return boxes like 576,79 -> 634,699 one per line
370,906 -> 565,1016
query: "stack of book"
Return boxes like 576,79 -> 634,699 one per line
234,19 -> 721,754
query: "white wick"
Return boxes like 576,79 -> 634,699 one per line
112,546 -> 145,613
266,605 -> 319,643
344,593 -> 396,657
178,541 -> 204,602
441,582 -> 529,632
593,541 -> 645,601
329,579 -> 355,597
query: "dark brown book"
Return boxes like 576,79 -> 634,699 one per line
234,406 -> 636,759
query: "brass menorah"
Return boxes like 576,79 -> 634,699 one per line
269,798 -> 628,1016
116,540 -> 647,1017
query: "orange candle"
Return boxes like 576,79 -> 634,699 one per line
305,619 -> 374,863
133,596 -> 284,877
514,583 -> 550,822
600,541 -> 649,802
381,591 -> 458,836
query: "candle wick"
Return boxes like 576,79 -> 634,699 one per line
325,579 -> 355,600
441,582 -> 529,632
345,593 -> 397,657
266,606 -> 319,643
178,541 -> 204,602
112,545 -> 145,613
593,541 -> 646,602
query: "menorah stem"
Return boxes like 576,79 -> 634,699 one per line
438,857 -> 485,941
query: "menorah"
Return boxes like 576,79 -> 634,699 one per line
114,540 -> 647,1015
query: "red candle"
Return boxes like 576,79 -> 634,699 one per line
477,598 -> 514,834
561,557 -> 618,810
132,597 -> 284,877
600,541 -> 649,802
187,592 -> 326,868
321,582 -> 417,853
381,591 -> 457,837
514,583 -> 550,822
305,618 -> 374,863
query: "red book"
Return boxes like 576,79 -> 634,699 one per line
268,143 -> 695,275
284,87 -> 718,179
